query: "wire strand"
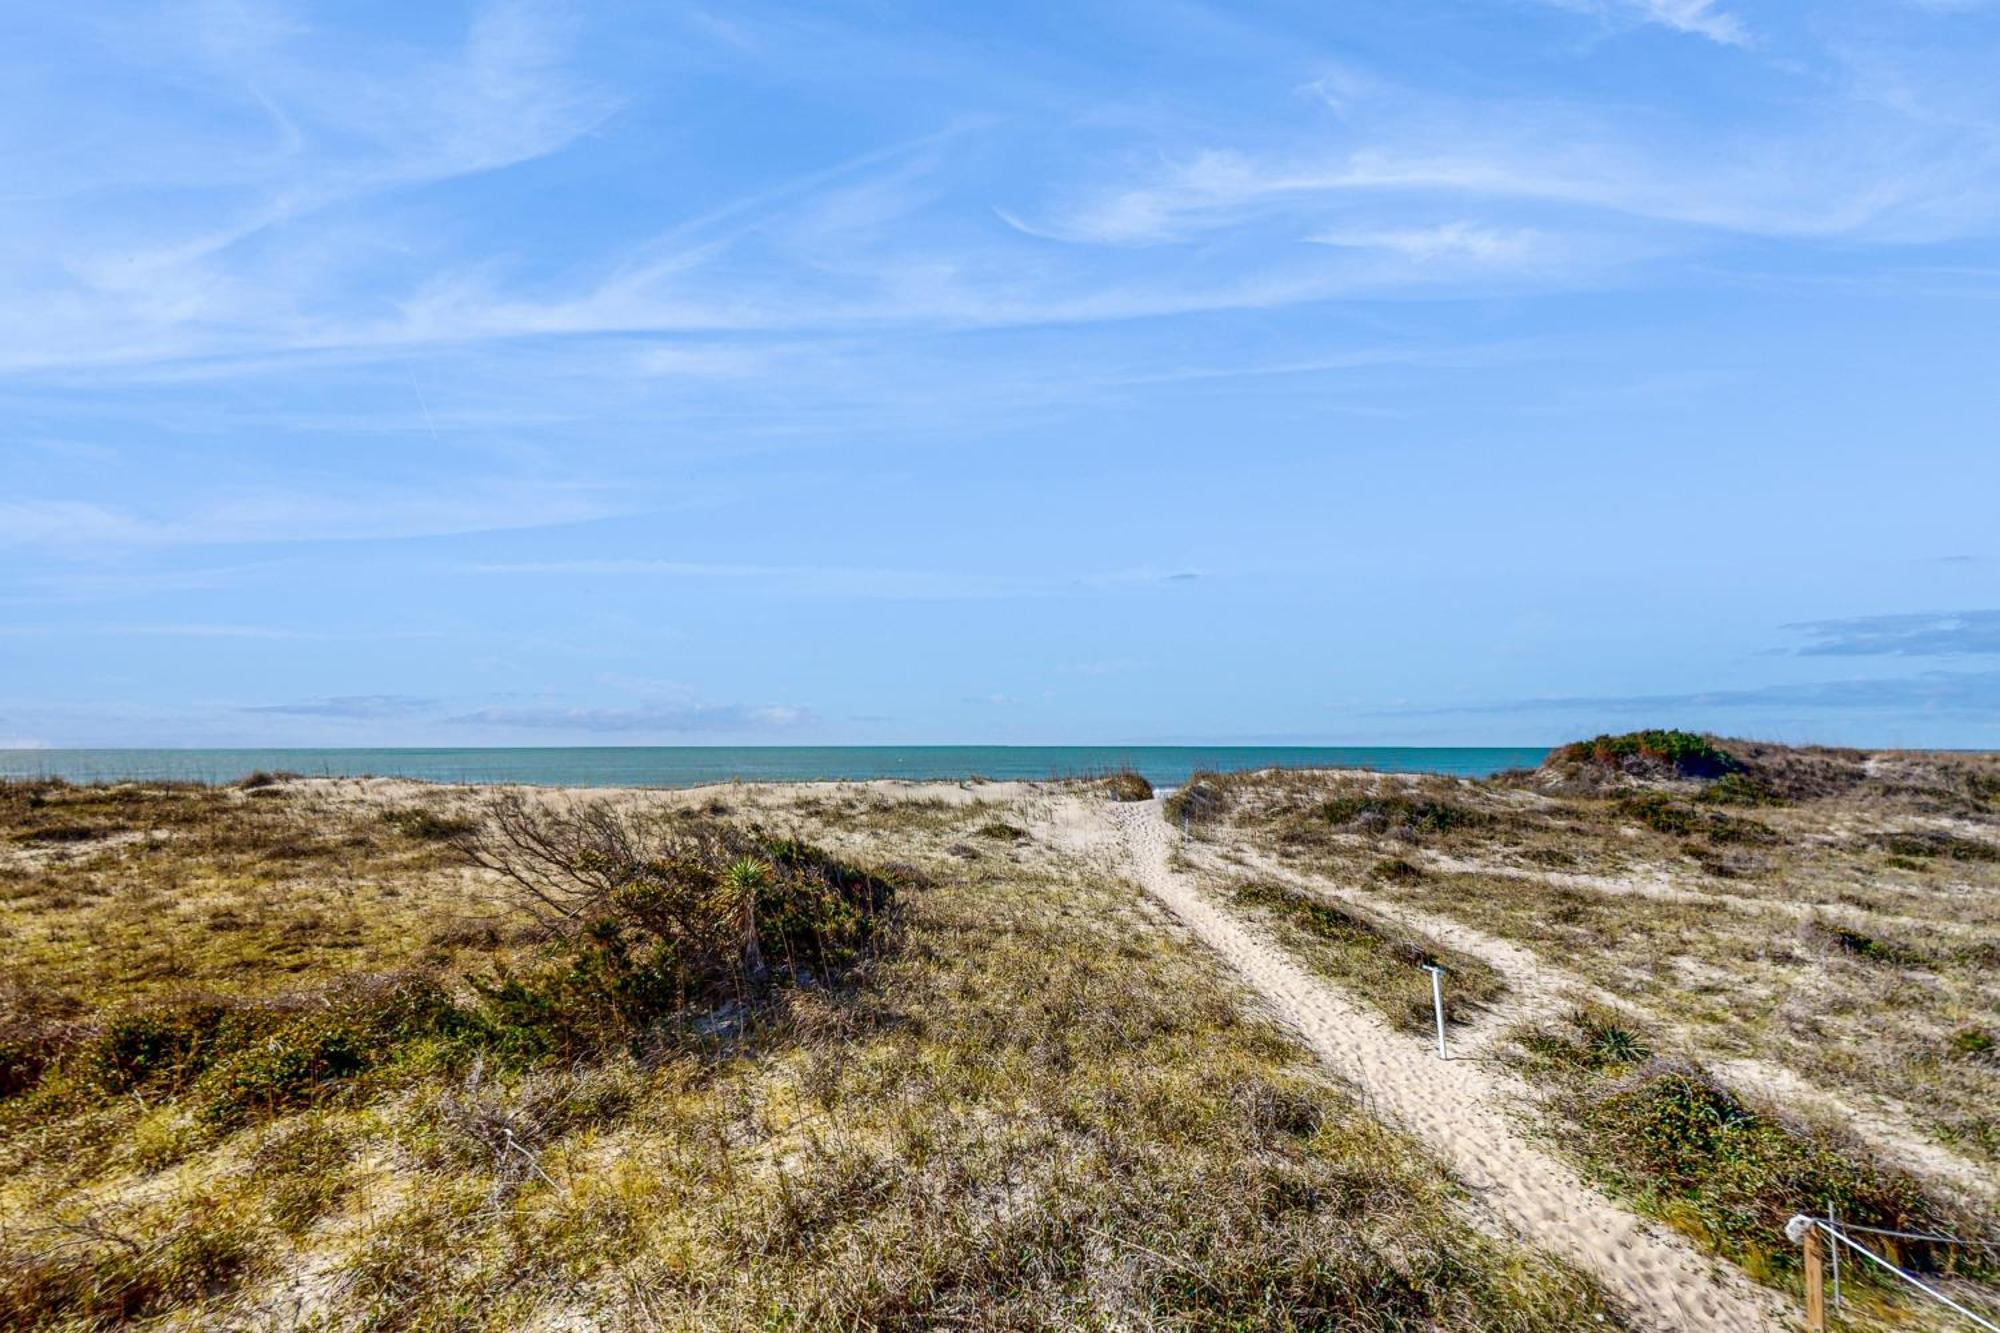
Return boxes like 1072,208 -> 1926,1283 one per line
1834,1221 -> 2000,1249
1817,1222 -> 2000,1333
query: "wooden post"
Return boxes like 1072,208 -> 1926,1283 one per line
1803,1224 -> 1827,1332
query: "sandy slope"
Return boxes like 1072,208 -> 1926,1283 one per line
1036,794 -> 1793,1333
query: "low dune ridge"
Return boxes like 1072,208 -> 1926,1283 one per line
1,737 -> 1995,1329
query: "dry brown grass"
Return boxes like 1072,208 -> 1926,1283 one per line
1192,749 -> 2000,1166
1187,743 -> 2000,1322
0,777 -> 1626,1331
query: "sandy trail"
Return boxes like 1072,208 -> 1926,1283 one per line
1206,843 -> 1998,1205
1039,795 -> 1791,1333
1191,841 -> 1604,1049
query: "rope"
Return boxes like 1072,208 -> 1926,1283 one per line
1834,1221 -> 2000,1250
502,1128 -> 559,1188
1809,1220 -> 2000,1333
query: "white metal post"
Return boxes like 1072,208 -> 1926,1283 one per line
1423,964 -> 1446,1059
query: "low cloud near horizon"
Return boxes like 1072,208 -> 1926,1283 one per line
241,695 -> 439,720
1399,669 -> 2000,720
444,703 -> 815,734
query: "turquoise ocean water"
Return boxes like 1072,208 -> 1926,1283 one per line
0,746 -> 1545,788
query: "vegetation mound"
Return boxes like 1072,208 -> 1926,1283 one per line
5,801 -> 899,1124
1162,769 -> 1231,827
1549,731 -> 1744,781
1093,768 -> 1154,802
1313,793 -> 1491,839
1512,1007 -> 1996,1285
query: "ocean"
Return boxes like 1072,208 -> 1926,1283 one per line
0,746 -> 1545,788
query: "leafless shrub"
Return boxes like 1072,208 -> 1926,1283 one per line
449,793 -> 739,930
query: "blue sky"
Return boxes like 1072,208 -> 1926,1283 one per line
3,0 -> 1999,749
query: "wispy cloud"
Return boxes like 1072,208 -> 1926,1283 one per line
2,0 -> 1996,392
1,0 -> 614,373
446,701 -> 812,733
1788,610 -> 2000,657
1541,0 -> 1750,46
1032,122 -> 1993,249
242,694 -> 439,719
1402,670 -> 2000,716
457,559 -> 1205,600
0,483 -> 617,554
1306,221 -> 1543,263
0,622 -> 329,640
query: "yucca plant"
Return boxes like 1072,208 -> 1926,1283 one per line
722,856 -> 773,980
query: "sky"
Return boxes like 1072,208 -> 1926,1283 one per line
3,0 -> 1999,749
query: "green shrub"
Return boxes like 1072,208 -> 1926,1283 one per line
1811,923 -> 1929,968
1315,794 -> 1489,838
1950,1027 -> 1995,1062
1870,830 -> 2000,863
1696,772 -> 1782,806
1096,769 -> 1154,802
383,806 -> 477,842
1618,793 -> 1776,846
460,829 -> 897,1059
1554,731 -> 1742,779
1619,792 -> 1700,837
79,997 -> 273,1095
1574,1065 -> 1978,1275
757,838 -> 896,980
10,824 -> 107,844
197,1019 -> 370,1124
28,816 -> 900,1118
1514,1010 -> 1990,1281
0,1035 -> 48,1100
1515,1004 -> 1651,1077
0,994 -> 82,1100
194,975 -> 462,1124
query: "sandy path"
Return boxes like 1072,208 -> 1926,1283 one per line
1042,796 -> 1791,1333
1216,845 -> 1998,1205
1192,842 -> 1609,1049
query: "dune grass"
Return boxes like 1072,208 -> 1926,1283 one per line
1195,748 -> 2000,1172
0,778 -> 1627,1330
1505,1005 -> 1998,1322
1190,743 -> 2000,1325
1226,879 -> 1506,1033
